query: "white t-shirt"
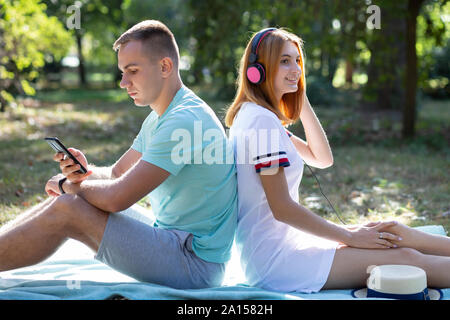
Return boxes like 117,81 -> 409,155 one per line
229,102 -> 337,293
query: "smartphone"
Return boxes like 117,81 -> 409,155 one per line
45,137 -> 88,174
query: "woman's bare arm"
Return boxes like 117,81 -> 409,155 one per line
289,94 -> 333,169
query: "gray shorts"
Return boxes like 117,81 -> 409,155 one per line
94,205 -> 225,289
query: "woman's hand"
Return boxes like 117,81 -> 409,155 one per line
344,221 -> 402,249
53,148 -> 92,183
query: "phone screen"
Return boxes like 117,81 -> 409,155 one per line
45,137 -> 88,174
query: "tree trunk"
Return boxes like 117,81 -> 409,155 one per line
403,0 -> 424,138
328,54 -> 338,83
345,59 -> 354,85
0,96 -> 6,112
75,31 -> 87,86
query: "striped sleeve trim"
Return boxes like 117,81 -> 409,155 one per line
253,151 -> 290,173
253,151 -> 287,161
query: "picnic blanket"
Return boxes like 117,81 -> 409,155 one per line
0,225 -> 448,300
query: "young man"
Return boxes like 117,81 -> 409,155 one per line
0,20 -> 238,289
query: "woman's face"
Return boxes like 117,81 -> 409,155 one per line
273,41 -> 302,101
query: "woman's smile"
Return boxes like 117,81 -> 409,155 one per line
285,76 -> 299,85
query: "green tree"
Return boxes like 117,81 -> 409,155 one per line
417,1 -> 450,98
403,0 -> 448,138
363,0 -> 448,138
184,0 -> 448,138
186,0 -> 255,98
185,0 -> 363,100
363,1 -> 407,111
119,0 -> 189,83
404,0 -> 425,138
44,0 -> 127,87
0,0 -> 72,112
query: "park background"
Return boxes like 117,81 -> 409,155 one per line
0,0 -> 449,233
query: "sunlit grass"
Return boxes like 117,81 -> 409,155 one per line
298,143 -> 449,231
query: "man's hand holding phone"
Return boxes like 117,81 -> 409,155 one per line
44,137 -> 93,197
53,147 -> 92,183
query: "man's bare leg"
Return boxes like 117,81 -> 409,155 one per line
0,197 -> 55,233
0,194 -> 109,272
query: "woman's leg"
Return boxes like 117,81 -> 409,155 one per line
379,222 -> 450,256
322,246 -> 450,289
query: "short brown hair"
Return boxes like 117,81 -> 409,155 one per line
113,20 -> 179,68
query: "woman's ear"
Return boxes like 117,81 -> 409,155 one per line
160,57 -> 174,78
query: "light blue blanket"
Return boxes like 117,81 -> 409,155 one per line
0,225 -> 448,300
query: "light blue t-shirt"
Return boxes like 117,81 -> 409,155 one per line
131,85 -> 237,263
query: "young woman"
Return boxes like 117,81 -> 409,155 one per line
226,28 -> 450,293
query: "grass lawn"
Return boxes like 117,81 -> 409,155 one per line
0,87 -> 448,233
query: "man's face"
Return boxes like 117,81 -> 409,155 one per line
118,40 -> 163,107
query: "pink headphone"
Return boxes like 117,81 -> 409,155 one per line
246,28 -> 276,85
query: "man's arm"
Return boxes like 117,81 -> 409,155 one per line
86,165 -> 113,180
110,148 -> 142,179
62,159 -> 170,213
57,147 -> 142,181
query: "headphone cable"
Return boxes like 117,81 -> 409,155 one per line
304,163 -> 347,225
